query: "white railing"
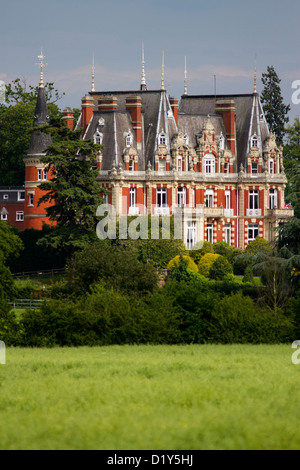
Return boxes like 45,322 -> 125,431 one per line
246,209 -> 262,217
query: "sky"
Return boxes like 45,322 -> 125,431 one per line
0,0 -> 299,121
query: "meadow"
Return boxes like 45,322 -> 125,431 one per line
0,344 -> 299,450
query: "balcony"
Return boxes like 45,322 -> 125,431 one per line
246,209 -> 262,217
204,207 -> 224,218
266,208 -> 294,218
224,208 -> 234,217
128,206 -> 139,216
154,206 -> 170,216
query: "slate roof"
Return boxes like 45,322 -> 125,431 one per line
179,93 -> 270,167
27,85 -> 52,156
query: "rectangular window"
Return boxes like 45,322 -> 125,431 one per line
129,159 -> 134,171
16,211 -> 24,222
157,187 -> 167,207
38,169 -> 42,180
192,188 -> 196,208
18,191 -> 25,201
177,187 -> 186,208
269,189 -> 278,209
206,223 -> 213,243
249,190 -> 259,210
43,169 -> 47,180
224,162 -> 229,174
224,223 -> 231,245
225,190 -> 231,209
269,159 -> 274,174
205,158 -> 215,174
248,224 -> 259,243
28,194 -> 34,206
206,189 -> 214,208
177,156 -> 183,172
186,221 -> 196,250
130,187 -> 136,207
1,213 -> 7,221
251,162 -> 258,174
158,159 -> 166,172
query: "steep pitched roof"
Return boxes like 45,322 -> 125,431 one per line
27,85 -> 52,156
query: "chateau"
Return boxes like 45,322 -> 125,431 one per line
0,53 -> 294,249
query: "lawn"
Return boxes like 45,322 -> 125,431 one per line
0,344 -> 299,450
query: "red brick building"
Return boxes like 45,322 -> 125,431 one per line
1,57 -> 294,249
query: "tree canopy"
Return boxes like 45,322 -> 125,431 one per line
260,66 -> 290,144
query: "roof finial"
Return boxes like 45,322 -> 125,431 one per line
140,43 -> 147,91
91,52 -> 95,92
161,50 -> 165,91
184,56 -> 188,95
37,49 -> 47,87
254,55 -> 257,94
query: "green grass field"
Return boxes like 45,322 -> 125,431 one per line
0,344 -> 299,450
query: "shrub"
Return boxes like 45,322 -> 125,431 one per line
209,256 -> 233,280
167,255 -> 198,273
208,292 -> 294,344
233,253 -> 254,275
197,253 -> 220,277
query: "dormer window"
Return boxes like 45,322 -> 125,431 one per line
94,132 -> 103,145
159,132 -> 166,145
125,132 -> 133,148
129,159 -> 134,171
269,158 -> 274,174
251,162 -> 258,174
204,154 -> 215,174
98,118 -> 105,127
251,134 -> 258,148
177,156 -> 183,172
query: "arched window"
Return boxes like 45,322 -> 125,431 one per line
251,134 -> 258,148
158,132 -> 166,145
94,132 -> 103,145
204,154 -> 215,174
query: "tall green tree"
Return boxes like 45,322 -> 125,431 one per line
0,79 -> 63,186
261,66 -> 290,144
37,118 -> 107,255
283,117 -> 300,218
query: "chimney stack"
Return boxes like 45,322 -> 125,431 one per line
62,107 -> 74,131
98,95 -> 118,112
169,97 -> 178,127
81,94 -> 94,135
216,99 -> 236,155
126,95 -> 142,145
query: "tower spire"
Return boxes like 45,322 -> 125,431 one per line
184,56 -> 188,95
161,50 -> 165,91
254,55 -> 257,94
140,43 -> 147,91
37,49 -> 47,87
91,52 -> 95,92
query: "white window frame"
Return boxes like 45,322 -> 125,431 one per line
248,224 -> 259,243
38,169 -> 42,181
130,187 -> 136,208
206,189 -> 214,208
18,191 -> 25,201
249,190 -> 259,210
177,155 -> 183,172
16,211 -> 24,222
251,162 -> 258,174
251,135 -> 258,148
94,132 -> 103,145
157,187 -> 167,208
224,162 -> 229,174
269,158 -> 274,174
177,187 -> 186,208
269,189 -> 278,209
206,223 -> 213,243
1,212 -> 7,221
158,132 -> 166,146
28,194 -> 34,206
224,223 -> 231,245
204,155 -> 215,174
129,159 -> 134,171
126,132 -> 133,148
225,190 -> 231,209
186,221 -> 196,250
3,194 -> 8,200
